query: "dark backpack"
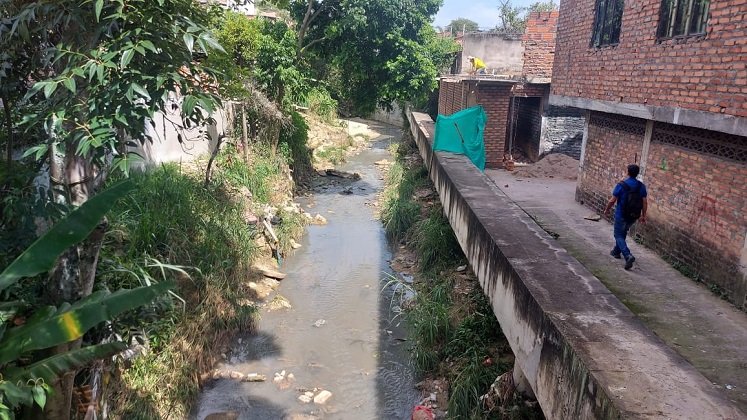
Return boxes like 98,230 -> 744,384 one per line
619,181 -> 643,222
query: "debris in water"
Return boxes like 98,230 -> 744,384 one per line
325,169 -> 361,180
268,295 -> 292,311
290,239 -> 302,249
253,265 -> 287,280
726,384 -> 735,390
298,394 -> 312,404
313,390 -> 333,404
340,187 -> 353,195
312,214 -> 328,225
313,319 -> 326,327
456,265 -> 467,272
411,405 -> 434,420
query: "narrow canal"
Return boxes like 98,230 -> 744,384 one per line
194,122 -> 419,419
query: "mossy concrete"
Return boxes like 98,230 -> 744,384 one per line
409,111 -> 746,419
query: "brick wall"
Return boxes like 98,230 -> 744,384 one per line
438,79 -> 466,116
522,11 -> 559,80
513,97 -> 543,161
438,79 -> 514,168
577,112 -> 747,308
552,0 -> 747,118
576,112 -> 646,212
477,84 -> 513,167
638,123 -> 747,307
540,105 -> 585,159
512,83 -> 549,98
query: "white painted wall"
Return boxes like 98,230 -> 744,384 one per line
129,97 -> 234,170
460,33 -> 524,76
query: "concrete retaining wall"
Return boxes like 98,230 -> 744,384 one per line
130,98 -> 234,169
408,110 -> 744,419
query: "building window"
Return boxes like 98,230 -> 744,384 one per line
657,0 -> 709,39
591,0 -> 624,47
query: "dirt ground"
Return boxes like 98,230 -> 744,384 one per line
510,153 -> 579,180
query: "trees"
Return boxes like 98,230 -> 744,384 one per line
497,0 -> 557,32
0,0 -> 222,417
447,18 -> 480,33
285,0 -> 454,114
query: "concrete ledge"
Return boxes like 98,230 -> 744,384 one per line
549,94 -> 747,138
408,111 -> 745,419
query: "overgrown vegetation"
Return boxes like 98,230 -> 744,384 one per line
1,0 -> 458,416
102,141 -> 306,417
381,136 -> 543,419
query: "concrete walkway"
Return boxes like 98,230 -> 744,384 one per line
486,168 -> 747,412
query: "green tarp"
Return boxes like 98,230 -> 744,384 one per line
433,106 -> 487,171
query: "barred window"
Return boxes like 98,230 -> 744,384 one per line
657,0 -> 709,39
591,0 -> 624,47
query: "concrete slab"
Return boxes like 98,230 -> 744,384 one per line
408,110 -> 746,419
486,168 -> 747,412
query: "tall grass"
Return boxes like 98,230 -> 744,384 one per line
100,164 -> 260,418
102,141 -> 305,417
382,133 -> 538,419
380,156 -> 429,241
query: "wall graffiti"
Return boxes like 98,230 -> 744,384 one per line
689,195 -> 719,229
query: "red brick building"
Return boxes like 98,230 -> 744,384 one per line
551,0 -> 747,307
438,11 -> 585,166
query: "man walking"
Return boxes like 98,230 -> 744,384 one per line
603,164 -> 648,270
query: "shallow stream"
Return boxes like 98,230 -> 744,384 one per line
193,122 -> 419,419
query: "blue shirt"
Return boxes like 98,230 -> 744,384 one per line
612,177 -> 647,220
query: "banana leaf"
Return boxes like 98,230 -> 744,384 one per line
4,342 -> 127,383
0,179 -> 135,291
0,282 -> 172,365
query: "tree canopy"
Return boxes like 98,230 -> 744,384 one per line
497,0 -> 557,32
447,18 -> 480,33
284,0 -> 456,114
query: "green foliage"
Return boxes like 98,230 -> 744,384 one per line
288,0 -> 447,114
255,21 -> 308,106
0,180 -> 133,290
304,87 -> 338,123
279,111 -> 313,182
381,161 -> 428,241
215,144 -> 286,203
497,0 -> 557,32
104,166 -> 257,276
3,0 -> 223,173
0,181 -> 170,418
412,209 -> 462,271
447,18 -> 480,32
498,0 -> 527,32
101,164 -> 261,417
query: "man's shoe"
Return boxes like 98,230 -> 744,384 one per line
610,250 -> 622,259
624,255 -> 635,270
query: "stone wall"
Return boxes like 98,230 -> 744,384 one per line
576,111 -> 747,308
540,105 -> 585,159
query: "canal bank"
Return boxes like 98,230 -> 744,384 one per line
193,121 -> 419,419
407,110 -> 745,419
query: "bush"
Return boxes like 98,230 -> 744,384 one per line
279,111 -> 312,183
305,87 -> 338,123
101,165 -> 258,418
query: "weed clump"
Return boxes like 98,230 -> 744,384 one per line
381,132 -> 543,419
102,143 -> 304,417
